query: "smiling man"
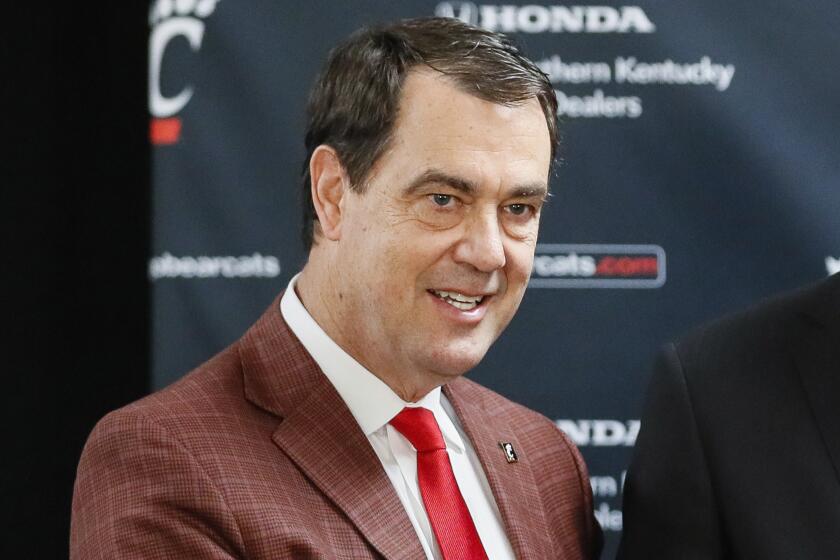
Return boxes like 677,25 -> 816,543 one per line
71,18 -> 601,560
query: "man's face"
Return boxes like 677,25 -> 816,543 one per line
332,69 -> 551,387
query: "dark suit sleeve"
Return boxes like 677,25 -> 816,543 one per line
70,409 -> 245,559
617,343 -> 723,560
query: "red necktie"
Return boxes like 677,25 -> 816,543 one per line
390,407 -> 488,560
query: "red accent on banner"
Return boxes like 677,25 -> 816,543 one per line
150,118 -> 182,145
595,256 -> 658,277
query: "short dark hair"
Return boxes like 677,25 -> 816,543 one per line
301,17 -> 558,249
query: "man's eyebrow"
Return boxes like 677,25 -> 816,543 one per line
403,169 -> 549,200
403,169 -> 478,196
508,183 -> 549,200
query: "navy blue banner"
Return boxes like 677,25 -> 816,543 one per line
148,1 -> 840,555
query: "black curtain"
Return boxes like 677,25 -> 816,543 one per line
4,4 -> 149,557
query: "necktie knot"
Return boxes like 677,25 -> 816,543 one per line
389,407 -> 445,452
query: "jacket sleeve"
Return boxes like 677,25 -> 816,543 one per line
70,409 -> 245,559
617,343 -> 723,560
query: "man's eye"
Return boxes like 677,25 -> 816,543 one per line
507,203 -> 530,216
431,194 -> 453,206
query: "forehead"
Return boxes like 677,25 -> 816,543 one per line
380,69 -> 552,183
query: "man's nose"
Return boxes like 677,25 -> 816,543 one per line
452,209 -> 506,272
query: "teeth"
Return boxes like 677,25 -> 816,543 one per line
448,299 -> 477,310
431,290 -> 484,310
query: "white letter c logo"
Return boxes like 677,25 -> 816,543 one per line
149,17 -> 204,118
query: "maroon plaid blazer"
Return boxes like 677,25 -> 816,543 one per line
71,295 -> 601,559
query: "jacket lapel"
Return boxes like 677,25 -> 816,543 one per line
239,297 -> 425,560
444,381 -> 554,559
272,380 -> 427,560
795,276 -> 840,486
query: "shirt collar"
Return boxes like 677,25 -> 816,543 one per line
280,274 -> 465,452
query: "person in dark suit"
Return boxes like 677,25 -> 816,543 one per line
71,18 -> 602,559
618,273 -> 840,559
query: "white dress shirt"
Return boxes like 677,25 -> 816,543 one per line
280,275 -> 515,560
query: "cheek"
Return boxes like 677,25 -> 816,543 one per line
365,233 -> 426,295
384,225 -> 452,265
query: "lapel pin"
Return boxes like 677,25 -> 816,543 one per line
499,441 -> 518,463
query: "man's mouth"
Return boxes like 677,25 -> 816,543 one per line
428,289 -> 486,311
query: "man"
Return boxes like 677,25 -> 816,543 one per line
71,18 -> 602,559
618,272 -> 840,559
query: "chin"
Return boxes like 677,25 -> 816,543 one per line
423,341 -> 489,379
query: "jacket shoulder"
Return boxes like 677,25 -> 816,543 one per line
120,343 -> 247,423
71,347 -> 249,558
454,376 -> 563,436
674,276 -> 835,372
88,342 -> 275,468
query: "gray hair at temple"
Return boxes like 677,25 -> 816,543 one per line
301,16 -> 558,249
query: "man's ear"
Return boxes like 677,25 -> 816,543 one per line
309,145 -> 349,241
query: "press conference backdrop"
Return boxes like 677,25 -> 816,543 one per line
148,1 -> 840,556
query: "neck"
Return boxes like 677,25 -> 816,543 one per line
296,257 -> 445,402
